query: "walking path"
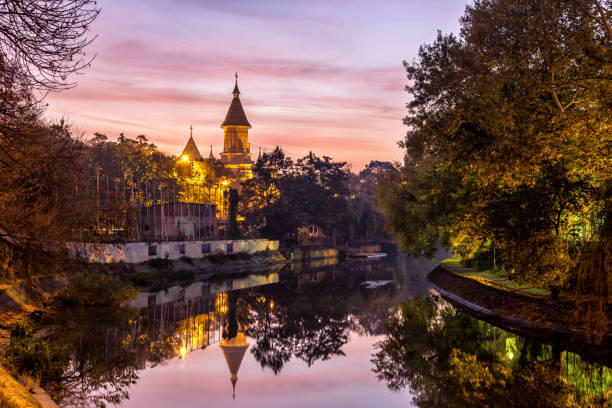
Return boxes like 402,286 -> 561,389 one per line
440,257 -> 549,298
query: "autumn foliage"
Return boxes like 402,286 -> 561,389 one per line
380,0 -> 612,288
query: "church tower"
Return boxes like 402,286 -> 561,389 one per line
220,74 -> 253,178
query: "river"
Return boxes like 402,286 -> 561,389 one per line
11,251 -> 611,407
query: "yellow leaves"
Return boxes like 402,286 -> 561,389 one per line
449,349 -> 499,404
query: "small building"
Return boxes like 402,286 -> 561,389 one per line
140,202 -> 216,240
298,224 -> 326,240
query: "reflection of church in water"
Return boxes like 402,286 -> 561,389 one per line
136,289 -> 251,399
126,272 -> 282,399
180,74 -> 254,181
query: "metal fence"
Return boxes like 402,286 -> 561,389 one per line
76,170 -> 228,243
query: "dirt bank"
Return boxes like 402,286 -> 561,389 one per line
0,365 -> 41,408
428,266 -> 612,362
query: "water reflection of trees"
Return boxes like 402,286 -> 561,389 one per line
244,260 -> 412,374
245,290 -> 351,374
18,293 -> 226,407
44,306 -> 181,407
8,258 -> 432,405
372,296 -> 611,408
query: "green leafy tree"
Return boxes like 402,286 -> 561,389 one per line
380,0 -> 612,286
240,147 -> 351,242
227,188 -> 242,239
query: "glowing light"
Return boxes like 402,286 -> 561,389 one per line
181,154 -> 189,162
508,352 -> 514,360
215,293 -> 228,313
269,300 -> 274,310
180,346 -> 187,359
221,179 -> 229,186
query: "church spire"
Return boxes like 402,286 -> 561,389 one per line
233,72 -> 240,97
209,144 -> 214,160
221,73 -> 251,128
181,125 -> 202,161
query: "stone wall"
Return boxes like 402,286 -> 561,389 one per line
68,239 -> 279,264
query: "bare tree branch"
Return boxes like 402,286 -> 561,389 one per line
0,0 -> 100,92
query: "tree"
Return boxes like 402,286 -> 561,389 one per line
226,188 -> 241,239
0,89 -> 94,281
380,0 -> 612,286
0,0 -> 99,281
240,148 -> 351,242
0,0 -> 99,91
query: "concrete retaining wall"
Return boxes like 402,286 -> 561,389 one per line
291,248 -> 339,262
68,239 -> 279,264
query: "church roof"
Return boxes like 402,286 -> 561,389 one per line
221,78 -> 251,128
181,135 -> 203,160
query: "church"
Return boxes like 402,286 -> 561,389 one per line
180,74 -> 254,181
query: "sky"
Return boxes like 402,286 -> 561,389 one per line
121,334 -> 416,408
45,0 -> 469,170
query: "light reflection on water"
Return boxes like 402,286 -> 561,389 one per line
19,251 -> 611,407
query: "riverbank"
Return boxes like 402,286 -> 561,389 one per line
125,250 -> 287,291
428,264 -> 612,362
0,250 -> 288,407
0,250 -> 288,321
0,365 -> 39,408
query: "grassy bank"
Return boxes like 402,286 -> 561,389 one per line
0,364 -> 40,408
428,265 -> 611,359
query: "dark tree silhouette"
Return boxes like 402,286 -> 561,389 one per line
0,0 -> 100,91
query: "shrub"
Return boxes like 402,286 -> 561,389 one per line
2,325 -> 69,386
56,270 -> 137,306
125,268 -> 194,291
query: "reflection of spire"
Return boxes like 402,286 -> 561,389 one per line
219,332 -> 249,400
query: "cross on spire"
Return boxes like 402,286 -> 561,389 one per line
233,72 -> 240,97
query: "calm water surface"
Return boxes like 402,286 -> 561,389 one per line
29,252 -> 611,407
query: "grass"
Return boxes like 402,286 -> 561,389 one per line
56,269 -> 137,306
0,365 -> 40,408
440,257 -> 549,298
440,257 -> 464,268
2,323 -> 68,391
126,268 -> 194,291
459,270 -> 550,298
